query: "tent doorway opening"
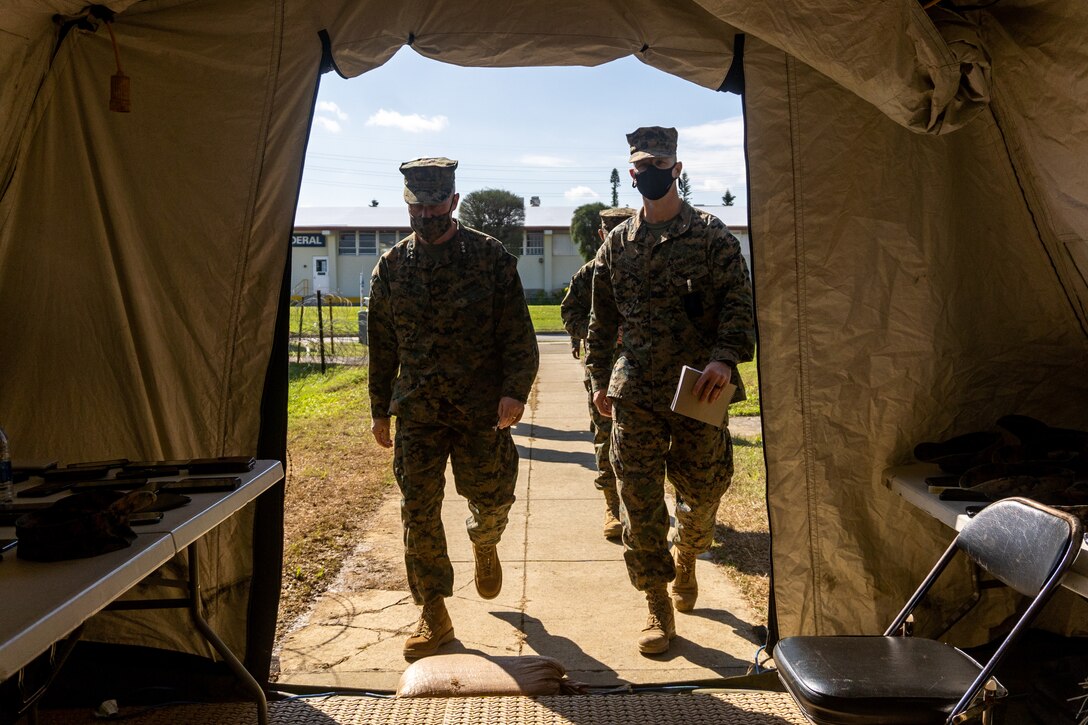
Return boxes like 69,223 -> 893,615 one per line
274,47 -> 769,691
274,47 -> 765,692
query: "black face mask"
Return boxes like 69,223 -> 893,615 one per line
633,164 -> 677,201
410,212 -> 453,243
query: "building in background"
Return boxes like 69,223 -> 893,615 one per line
292,205 -> 750,302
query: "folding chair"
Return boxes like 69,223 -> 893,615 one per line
774,497 -> 1083,724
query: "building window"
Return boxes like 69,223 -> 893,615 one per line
525,231 -> 544,256
359,231 -> 377,255
379,231 -> 400,251
338,231 -> 357,255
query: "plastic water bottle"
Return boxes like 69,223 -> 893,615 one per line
0,425 -> 12,507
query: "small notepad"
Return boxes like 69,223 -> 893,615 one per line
670,365 -> 735,428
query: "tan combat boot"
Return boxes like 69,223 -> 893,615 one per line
473,543 -> 502,599
602,489 -> 623,540
638,586 -> 676,655
672,548 -> 698,612
403,598 -> 454,660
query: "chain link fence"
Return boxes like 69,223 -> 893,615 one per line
289,292 -> 367,369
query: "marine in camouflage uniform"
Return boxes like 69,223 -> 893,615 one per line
587,128 -> 755,654
368,157 -> 539,659
560,207 -> 635,539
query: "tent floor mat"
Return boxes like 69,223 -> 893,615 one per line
39,690 -> 808,724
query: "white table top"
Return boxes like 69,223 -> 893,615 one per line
884,463 -> 1088,597
0,459 -> 284,681
140,459 -> 284,549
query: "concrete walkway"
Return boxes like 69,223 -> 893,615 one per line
276,335 -> 764,691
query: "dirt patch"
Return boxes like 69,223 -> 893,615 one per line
324,493 -> 408,594
276,415 -> 395,644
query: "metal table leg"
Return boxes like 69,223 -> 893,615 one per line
186,541 -> 269,725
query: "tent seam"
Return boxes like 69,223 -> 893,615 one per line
735,48 -> 779,644
216,0 -> 287,454
785,54 -> 822,636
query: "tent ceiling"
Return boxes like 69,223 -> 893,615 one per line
315,0 -> 741,90
2,0 -> 991,134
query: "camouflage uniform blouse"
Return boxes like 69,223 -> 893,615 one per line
586,202 -> 755,411
368,224 -> 539,427
561,260 -> 594,344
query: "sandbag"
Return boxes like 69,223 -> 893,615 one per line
397,654 -> 576,698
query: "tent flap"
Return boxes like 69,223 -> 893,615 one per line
696,0 -> 990,134
318,0 -> 739,90
744,28 -> 1088,638
0,0 -> 319,665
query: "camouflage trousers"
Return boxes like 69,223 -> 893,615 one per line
610,400 -> 734,591
583,377 -> 616,492
393,418 -> 518,605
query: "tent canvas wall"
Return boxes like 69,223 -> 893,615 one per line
1,0 -> 1085,684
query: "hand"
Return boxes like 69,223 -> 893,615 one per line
692,361 -> 733,404
372,417 -> 393,448
496,396 -> 525,429
593,389 -> 613,419
571,342 -> 581,360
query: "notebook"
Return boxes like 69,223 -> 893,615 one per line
670,365 -> 735,428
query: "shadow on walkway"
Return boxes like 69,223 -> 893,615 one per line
491,611 -> 617,680
517,444 -> 597,470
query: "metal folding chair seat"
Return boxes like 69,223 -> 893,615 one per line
774,497 -> 1083,724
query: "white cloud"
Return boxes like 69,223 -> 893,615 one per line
520,154 -> 574,167
564,186 -> 600,201
313,116 -> 342,134
317,101 -> 348,121
697,178 -> 727,192
678,117 -> 745,148
670,117 -> 746,201
366,109 -> 449,133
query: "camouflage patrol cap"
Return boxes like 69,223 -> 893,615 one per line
400,157 -> 458,204
599,206 -> 636,232
626,126 -> 678,162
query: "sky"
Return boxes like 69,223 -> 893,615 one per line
297,47 -> 747,212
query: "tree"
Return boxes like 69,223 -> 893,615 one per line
678,171 -> 692,202
529,196 -> 541,207
609,168 -> 620,207
571,202 -> 609,261
369,199 -> 379,207
722,189 -> 736,206
458,189 -> 526,255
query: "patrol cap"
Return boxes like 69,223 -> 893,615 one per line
599,206 -> 636,232
400,157 -> 458,204
626,126 -> 678,162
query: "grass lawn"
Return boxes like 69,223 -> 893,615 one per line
528,304 -> 565,333
281,362 -> 394,640
295,302 -> 570,336
732,357 -> 760,416
712,431 -> 769,623
288,303 -> 359,339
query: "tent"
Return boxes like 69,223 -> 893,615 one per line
2,0 -> 1085,687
